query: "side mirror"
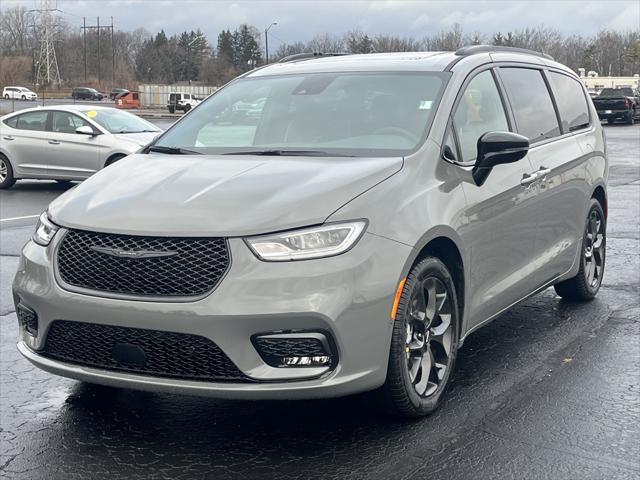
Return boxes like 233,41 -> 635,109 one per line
472,131 -> 529,186
76,125 -> 97,136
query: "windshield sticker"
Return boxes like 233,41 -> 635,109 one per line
87,110 -> 98,118
419,100 -> 432,110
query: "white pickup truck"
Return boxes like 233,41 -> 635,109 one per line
167,92 -> 201,113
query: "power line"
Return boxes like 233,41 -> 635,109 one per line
81,16 -> 115,85
30,0 -> 62,85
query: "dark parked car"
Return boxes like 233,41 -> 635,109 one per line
72,87 -> 104,101
593,87 -> 639,124
109,88 -> 129,100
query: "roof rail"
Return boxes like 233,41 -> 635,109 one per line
278,52 -> 351,63
455,45 -> 554,61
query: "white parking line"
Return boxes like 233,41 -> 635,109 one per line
0,214 -> 40,223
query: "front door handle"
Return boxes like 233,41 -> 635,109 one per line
520,172 -> 538,186
3,136 -> 14,141
537,166 -> 551,177
48,140 -> 61,145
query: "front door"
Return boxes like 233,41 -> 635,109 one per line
45,111 -> 102,179
449,68 -> 539,329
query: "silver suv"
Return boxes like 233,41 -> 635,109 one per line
13,46 -> 607,417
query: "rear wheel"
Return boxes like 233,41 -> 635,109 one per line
21,95 -> 26,101
0,155 -> 16,189
626,110 -> 634,125
168,106 -> 175,114
376,257 -> 459,418
4,94 -> 9,100
554,198 -> 606,301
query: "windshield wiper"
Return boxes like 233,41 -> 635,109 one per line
222,149 -> 354,157
147,145 -> 201,155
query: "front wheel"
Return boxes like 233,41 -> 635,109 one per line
375,257 -> 460,418
0,155 -> 16,189
21,95 -> 26,100
554,198 -> 606,301
184,104 -> 191,112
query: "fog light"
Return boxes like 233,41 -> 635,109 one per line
282,355 -> 332,366
252,332 -> 336,368
16,303 -> 38,336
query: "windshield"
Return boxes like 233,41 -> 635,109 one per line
154,72 -> 448,156
86,109 -> 159,134
599,88 -> 634,97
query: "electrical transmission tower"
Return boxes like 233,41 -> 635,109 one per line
32,0 -> 62,85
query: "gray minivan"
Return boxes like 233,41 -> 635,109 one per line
13,46 -> 607,417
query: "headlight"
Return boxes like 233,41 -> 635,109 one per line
32,212 -> 59,246
245,220 -> 367,261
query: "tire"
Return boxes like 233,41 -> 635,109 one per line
168,106 -> 175,114
626,110 -> 634,125
607,118 -> 615,125
55,179 -> 73,187
554,198 -> 606,301
104,154 -> 126,168
21,95 -> 26,101
0,154 -> 16,189
184,104 -> 191,112
375,257 -> 460,418
4,94 -> 9,100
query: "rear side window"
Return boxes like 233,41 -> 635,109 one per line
547,72 -> 590,133
15,111 -> 48,131
3,116 -> 18,128
499,68 -> 560,142
453,70 -> 510,162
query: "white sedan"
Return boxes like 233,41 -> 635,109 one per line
0,105 -> 161,188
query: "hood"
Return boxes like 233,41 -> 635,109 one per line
48,153 -> 403,236
111,131 -> 161,148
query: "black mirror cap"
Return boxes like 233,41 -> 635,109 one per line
472,131 -> 529,186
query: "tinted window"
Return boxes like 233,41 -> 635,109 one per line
15,111 -> 48,131
453,70 -> 509,162
51,111 -> 90,134
548,72 -> 590,133
599,88 -> 634,97
499,68 -> 560,142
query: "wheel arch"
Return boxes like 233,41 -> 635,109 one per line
401,227 -> 467,336
591,184 -> 607,220
103,152 -> 128,168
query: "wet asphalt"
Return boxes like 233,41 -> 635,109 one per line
0,124 -> 638,480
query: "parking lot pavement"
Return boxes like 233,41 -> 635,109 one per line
0,124 -> 638,480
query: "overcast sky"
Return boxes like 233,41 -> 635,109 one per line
6,0 -> 640,46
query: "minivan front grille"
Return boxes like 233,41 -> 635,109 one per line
42,320 -> 250,382
56,229 -> 230,298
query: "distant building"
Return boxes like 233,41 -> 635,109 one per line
577,69 -> 640,94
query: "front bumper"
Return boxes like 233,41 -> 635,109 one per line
13,231 -> 411,399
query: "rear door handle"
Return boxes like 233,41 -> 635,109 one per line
520,172 -> 538,186
537,166 -> 551,177
48,140 -> 61,145
3,136 -> 14,141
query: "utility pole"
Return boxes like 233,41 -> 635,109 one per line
264,21 -> 278,64
97,16 -> 100,84
30,0 -> 62,86
83,17 -> 87,81
81,17 -> 115,87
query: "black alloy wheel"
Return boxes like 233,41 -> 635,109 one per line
554,198 -> 606,300
377,257 -> 460,418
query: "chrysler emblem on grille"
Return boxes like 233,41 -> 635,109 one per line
90,246 -> 179,259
